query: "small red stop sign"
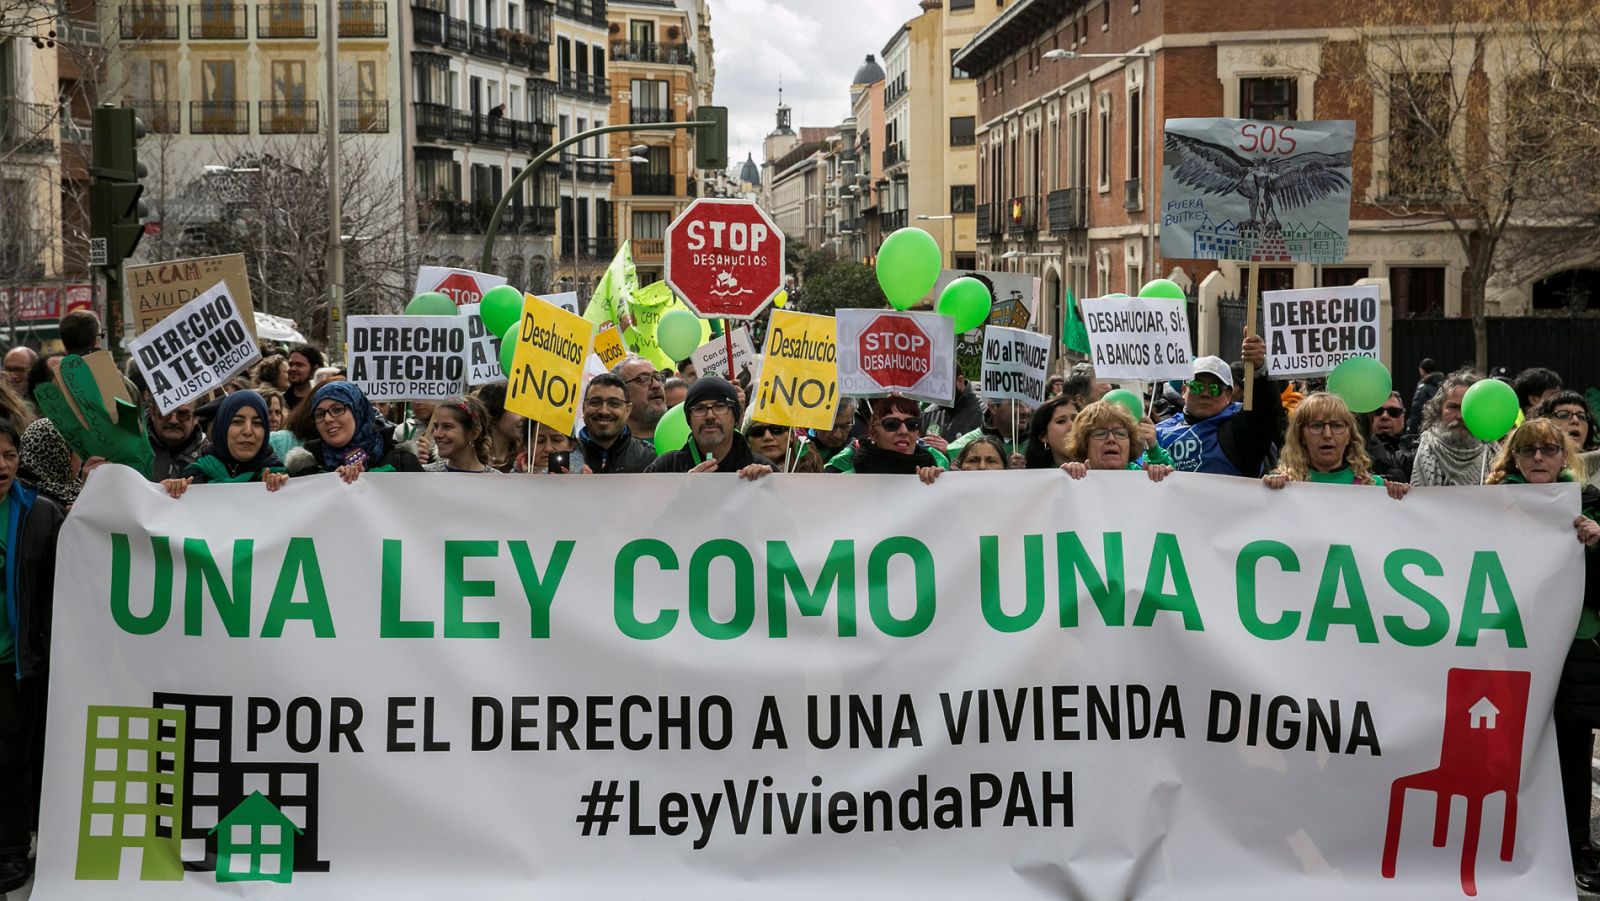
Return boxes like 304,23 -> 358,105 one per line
857,315 -> 933,390
664,198 -> 786,320
435,272 -> 484,307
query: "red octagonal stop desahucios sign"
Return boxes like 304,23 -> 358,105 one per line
664,198 -> 786,320
858,314 -> 933,391
434,272 -> 486,307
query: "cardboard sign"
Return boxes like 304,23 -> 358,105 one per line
690,327 -> 760,397
128,282 -> 261,413
835,309 -> 955,405
1079,297 -> 1193,382
593,325 -> 629,371
125,254 -> 257,339
753,310 -> 838,431
48,351 -> 134,440
1161,117 -> 1356,263
504,294 -> 593,434
346,315 -> 470,402
980,326 -> 1052,406
1264,285 -> 1381,378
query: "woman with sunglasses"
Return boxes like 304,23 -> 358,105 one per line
1262,393 -> 1410,499
1364,390 -> 1417,482
284,382 -> 423,482
742,414 -> 824,473
825,396 -> 946,484
1532,392 -> 1600,489
1057,400 -> 1172,481
1484,418 -> 1600,887
161,390 -> 288,497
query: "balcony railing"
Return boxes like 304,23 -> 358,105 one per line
632,173 -> 675,196
1123,176 -> 1142,211
976,202 -> 997,238
609,41 -> 694,66
191,100 -> 249,135
339,99 -> 388,132
420,199 -> 556,235
630,106 -> 673,125
882,141 -> 904,169
411,102 -> 552,152
338,1 -> 386,36
1047,187 -> 1086,233
1005,196 -> 1038,234
0,101 -> 54,153
120,4 -> 179,39
575,160 -> 613,182
127,100 -> 181,134
554,0 -> 606,27
259,100 -> 319,134
558,70 -> 609,100
882,210 -> 908,233
258,4 -> 316,37
562,236 -> 617,260
633,238 -> 664,259
189,3 -> 246,38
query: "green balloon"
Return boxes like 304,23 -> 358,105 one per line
1138,278 -> 1187,301
1103,388 -> 1144,421
1461,378 -> 1520,442
406,291 -> 458,316
656,309 -> 703,362
498,323 -> 519,375
654,402 -> 690,455
876,227 -> 942,310
1326,356 -> 1392,414
480,285 -> 524,337
936,277 -> 992,333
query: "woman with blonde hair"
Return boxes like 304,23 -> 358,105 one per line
1058,400 -> 1172,482
1263,392 -> 1409,499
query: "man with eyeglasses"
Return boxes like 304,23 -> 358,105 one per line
613,355 -> 667,440
1,347 -> 35,402
645,377 -> 773,478
1153,335 -> 1281,476
145,398 -> 210,481
574,373 -> 657,474
1366,390 -> 1417,482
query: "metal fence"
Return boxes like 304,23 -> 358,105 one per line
1390,316 -> 1600,401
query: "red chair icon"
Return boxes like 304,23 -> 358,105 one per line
1382,668 -> 1532,896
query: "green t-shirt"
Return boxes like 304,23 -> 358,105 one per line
0,495 -> 12,666
1308,467 -> 1385,486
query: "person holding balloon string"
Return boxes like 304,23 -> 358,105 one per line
1412,370 -> 1506,487
1055,400 -> 1175,482
1260,392 -> 1410,499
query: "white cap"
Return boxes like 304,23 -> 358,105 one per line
1192,355 -> 1233,388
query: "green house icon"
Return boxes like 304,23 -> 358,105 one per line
208,791 -> 302,883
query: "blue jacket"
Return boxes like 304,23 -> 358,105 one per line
5,481 -> 65,681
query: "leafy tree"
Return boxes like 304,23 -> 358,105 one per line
794,262 -> 885,316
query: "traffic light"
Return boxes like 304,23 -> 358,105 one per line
90,104 -> 149,270
694,105 -> 728,171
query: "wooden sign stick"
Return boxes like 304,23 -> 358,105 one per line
1243,258 -> 1260,411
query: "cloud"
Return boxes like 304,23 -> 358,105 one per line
711,0 -> 907,166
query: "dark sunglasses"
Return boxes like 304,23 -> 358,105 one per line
746,424 -> 789,438
1375,406 -> 1405,417
879,416 -> 923,433
1186,380 -> 1226,398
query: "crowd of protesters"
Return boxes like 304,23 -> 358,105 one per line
4,308 -> 1600,894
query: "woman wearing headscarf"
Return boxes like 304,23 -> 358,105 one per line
1262,392 -> 1410,499
161,390 -> 288,497
1484,418 -> 1600,888
285,382 -> 423,481
18,419 -> 81,509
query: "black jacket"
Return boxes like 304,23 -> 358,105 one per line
1367,432 -> 1418,483
923,383 -> 984,445
1556,485 -> 1600,724
147,424 -> 209,482
1408,372 -> 1444,435
284,434 -> 423,475
6,483 -> 65,681
646,432 -> 774,473
576,431 -> 656,474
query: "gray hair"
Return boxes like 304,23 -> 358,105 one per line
610,354 -> 653,377
1422,368 -> 1482,431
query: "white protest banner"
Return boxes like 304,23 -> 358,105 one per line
980,325 -> 1052,405
414,266 -> 510,386
1161,117 -> 1355,263
690,327 -> 760,395
835,308 -> 955,405
1079,297 -> 1193,382
38,466 -> 1582,899
128,282 -> 260,413
346,315 -> 470,402
1265,285 -> 1381,378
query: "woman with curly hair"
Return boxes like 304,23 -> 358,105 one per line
423,396 -> 497,474
1057,400 -> 1172,482
1262,392 -> 1409,499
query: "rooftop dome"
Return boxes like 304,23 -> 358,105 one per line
852,54 -> 885,86
738,152 -> 760,185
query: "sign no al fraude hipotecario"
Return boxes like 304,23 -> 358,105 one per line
35,467 -> 1582,899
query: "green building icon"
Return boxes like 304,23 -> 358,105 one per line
209,791 -> 302,883
74,705 -> 187,881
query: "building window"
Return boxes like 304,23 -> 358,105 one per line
1240,77 -> 1297,121
1318,266 -> 1368,288
949,116 -> 975,146
1097,94 -> 1111,191
633,210 -> 671,240
950,50 -> 970,80
1390,266 -> 1445,317
949,0 -> 974,9
1127,86 -> 1141,181
953,253 -> 977,269
1387,72 -> 1452,198
950,185 -> 975,212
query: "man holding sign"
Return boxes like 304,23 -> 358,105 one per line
1153,335 -> 1280,477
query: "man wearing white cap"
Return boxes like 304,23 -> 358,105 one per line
1154,335 -> 1281,476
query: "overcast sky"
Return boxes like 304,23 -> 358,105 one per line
712,0 -> 910,170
